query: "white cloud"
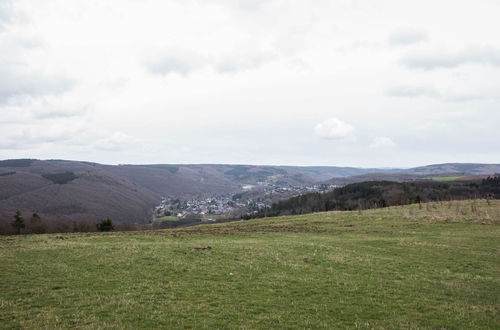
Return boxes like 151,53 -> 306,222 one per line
0,0 -> 13,31
94,132 -> 139,152
1,0 -> 500,166
214,50 -> 277,73
144,45 -> 278,76
401,45 -> 500,70
389,28 -> 429,46
385,85 -> 439,98
0,65 -> 73,104
144,50 -> 206,76
314,118 -> 354,140
386,85 -> 499,103
369,137 -> 397,148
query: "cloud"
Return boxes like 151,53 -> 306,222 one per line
214,50 -> 277,73
94,132 -> 138,152
183,0 -> 269,12
145,51 -> 205,76
233,0 -> 268,11
369,136 -> 397,148
401,45 -> 500,70
386,84 -> 499,103
0,123 -> 88,150
0,66 -> 74,104
0,0 -> 13,31
385,85 -> 439,98
389,28 -> 429,46
28,96 -> 90,119
314,118 -> 354,140
145,45 -> 278,76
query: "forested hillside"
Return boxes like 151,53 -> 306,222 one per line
251,177 -> 500,218
1,159 -> 499,229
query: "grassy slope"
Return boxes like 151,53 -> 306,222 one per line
431,176 -> 465,181
0,200 -> 499,329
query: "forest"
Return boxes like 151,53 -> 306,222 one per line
247,177 -> 500,218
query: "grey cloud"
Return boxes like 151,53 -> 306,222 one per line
386,84 -> 499,103
145,55 -> 202,76
0,66 -> 74,104
0,123 -> 91,151
0,0 -> 13,31
442,94 -> 500,103
401,46 -> 500,70
0,140 -> 28,150
185,0 -> 269,12
389,29 -> 428,46
93,132 -> 138,152
233,0 -> 268,11
386,85 -> 439,98
214,51 -> 276,73
0,131 -> 61,150
145,49 -> 277,76
31,103 -> 90,120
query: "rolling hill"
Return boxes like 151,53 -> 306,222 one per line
1,159 -> 499,224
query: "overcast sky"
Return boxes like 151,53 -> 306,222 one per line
0,0 -> 499,167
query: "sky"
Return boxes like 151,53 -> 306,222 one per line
0,0 -> 499,167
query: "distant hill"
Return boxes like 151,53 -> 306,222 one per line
0,160 -> 159,224
1,159 -> 499,224
403,163 -> 500,175
2,159 -> 390,223
323,163 -> 500,185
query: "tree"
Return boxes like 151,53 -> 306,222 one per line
29,213 -> 46,234
11,210 -> 25,235
96,218 -> 114,232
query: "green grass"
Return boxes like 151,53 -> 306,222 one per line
1,200 -> 499,329
431,176 -> 465,181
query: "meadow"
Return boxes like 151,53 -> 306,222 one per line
1,200 -> 499,329
431,176 -> 466,181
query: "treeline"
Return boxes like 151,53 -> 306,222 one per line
246,177 -> 500,218
42,171 -> 78,184
0,211 -> 170,235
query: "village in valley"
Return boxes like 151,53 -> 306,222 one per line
153,183 -> 338,222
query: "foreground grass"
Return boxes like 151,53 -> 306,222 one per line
1,200 -> 499,329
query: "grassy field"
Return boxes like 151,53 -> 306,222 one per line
1,200 -> 499,329
431,176 -> 465,181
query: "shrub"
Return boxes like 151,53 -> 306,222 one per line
28,213 -> 46,234
96,218 -> 114,231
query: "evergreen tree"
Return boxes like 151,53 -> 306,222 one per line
12,210 -> 25,235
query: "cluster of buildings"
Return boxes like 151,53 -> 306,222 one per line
153,183 -> 338,220
154,195 -> 247,220
262,184 -> 337,196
